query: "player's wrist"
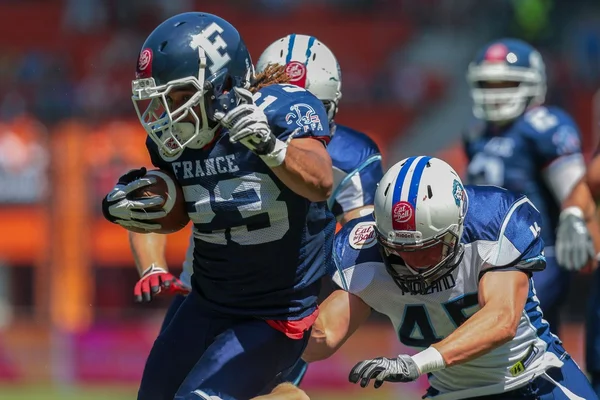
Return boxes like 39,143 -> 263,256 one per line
560,206 -> 584,220
140,263 -> 168,277
410,347 -> 446,374
259,138 -> 287,167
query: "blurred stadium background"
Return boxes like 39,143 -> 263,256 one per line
0,0 -> 599,399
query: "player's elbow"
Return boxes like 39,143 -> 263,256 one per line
317,174 -> 333,201
304,173 -> 332,202
302,323 -> 338,363
496,311 -> 520,343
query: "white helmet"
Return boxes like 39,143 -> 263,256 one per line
466,38 -> 546,122
374,156 -> 468,294
256,34 -> 342,122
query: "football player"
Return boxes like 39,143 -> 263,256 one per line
256,34 -> 383,226
101,12 -> 335,400
301,156 -> 597,399
566,148 -> 600,395
127,33 -> 383,308
254,33 -> 384,388
124,33 -> 385,393
463,38 -> 595,335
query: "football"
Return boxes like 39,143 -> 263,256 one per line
128,169 -> 190,234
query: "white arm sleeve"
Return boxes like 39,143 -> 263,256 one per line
542,153 -> 586,205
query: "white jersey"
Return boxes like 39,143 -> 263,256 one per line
333,186 -> 558,398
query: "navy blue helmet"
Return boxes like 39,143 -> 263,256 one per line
132,12 -> 254,155
467,38 -> 546,122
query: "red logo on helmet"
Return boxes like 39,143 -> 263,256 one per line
392,201 -> 415,230
136,48 -> 153,78
484,44 -> 508,63
285,61 -> 307,88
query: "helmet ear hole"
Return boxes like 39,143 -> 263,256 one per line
384,183 -> 391,197
223,75 -> 233,92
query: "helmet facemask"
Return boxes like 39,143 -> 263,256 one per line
467,64 -> 546,122
132,48 -> 238,156
376,225 -> 464,294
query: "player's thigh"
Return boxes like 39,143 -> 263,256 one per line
532,254 -> 571,307
138,292 -> 215,400
174,319 -> 309,400
159,294 -> 187,334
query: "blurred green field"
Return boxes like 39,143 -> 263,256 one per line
0,385 -> 399,400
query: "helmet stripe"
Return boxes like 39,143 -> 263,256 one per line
286,34 -> 297,64
407,156 -> 432,208
390,156 -> 431,232
391,156 -> 417,231
305,36 -> 316,65
392,156 -> 417,205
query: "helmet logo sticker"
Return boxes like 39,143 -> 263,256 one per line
137,48 -> 153,78
285,61 -> 307,88
392,201 -> 414,230
484,43 -> 508,63
452,179 -> 464,207
349,222 -> 377,250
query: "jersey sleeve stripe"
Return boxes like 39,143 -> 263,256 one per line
498,197 -> 538,239
327,154 -> 383,209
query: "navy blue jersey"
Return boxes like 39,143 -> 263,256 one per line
332,186 -> 555,392
146,84 -> 336,320
464,105 -> 583,247
327,124 -> 383,218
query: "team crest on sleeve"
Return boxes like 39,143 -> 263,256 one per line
349,222 -> 377,250
285,104 -> 324,132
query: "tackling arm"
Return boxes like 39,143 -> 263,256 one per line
270,138 -> 333,202
302,289 -> 372,363
338,206 -> 374,226
432,270 -> 529,367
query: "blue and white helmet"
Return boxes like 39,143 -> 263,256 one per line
374,156 -> 468,293
467,38 -> 546,122
256,34 -> 342,123
132,12 -> 253,156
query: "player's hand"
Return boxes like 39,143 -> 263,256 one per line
101,167 -> 166,231
556,207 -> 594,271
349,354 -> 421,389
216,87 -> 277,156
134,264 -> 191,302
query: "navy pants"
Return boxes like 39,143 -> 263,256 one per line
137,291 -> 309,400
